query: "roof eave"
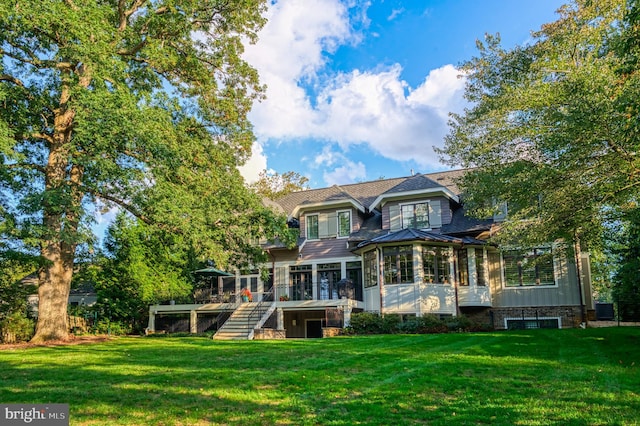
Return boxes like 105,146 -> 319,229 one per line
368,187 -> 459,211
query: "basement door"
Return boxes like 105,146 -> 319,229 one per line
306,319 -> 323,338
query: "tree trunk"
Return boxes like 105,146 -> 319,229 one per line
31,250 -> 74,343
30,81 -> 79,343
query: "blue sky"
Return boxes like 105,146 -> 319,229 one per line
238,0 -> 566,188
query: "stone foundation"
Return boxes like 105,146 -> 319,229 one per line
322,327 -> 342,338
490,306 -> 583,329
253,329 -> 287,340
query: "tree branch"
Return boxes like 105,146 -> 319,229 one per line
0,74 -> 25,87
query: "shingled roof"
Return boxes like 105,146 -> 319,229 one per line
355,228 -> 486,250
274,169 -> 466,216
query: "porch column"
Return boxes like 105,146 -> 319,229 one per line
147,307 -> 156,333
343,306 -> 352,327
190,310 -> 198,334
277,307 -> 284,330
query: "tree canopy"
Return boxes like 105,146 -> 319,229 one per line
250,170 -> 310,200
440,0 -> 639,249
0,0 -> 293,342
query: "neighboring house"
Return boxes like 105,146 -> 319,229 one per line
148,169 -> 594,338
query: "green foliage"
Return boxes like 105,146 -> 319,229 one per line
0,311 -> 35,343
0,0 -> 296,340
612,207 -> 640,321
0,254 -> 37,321
91,319 -> 131,337
440,0 -> 638,250
347,312 -> 480,335
249,170 -> 310,199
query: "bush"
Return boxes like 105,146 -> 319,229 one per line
91,319 -> 132,336
347,313 -> 484,335
0,312 -> 35,343
415,314 -> 449,334
346,312 -> 384,334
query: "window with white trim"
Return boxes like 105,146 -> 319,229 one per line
401,202 -> 429,229
337,210 -> 351,238
422,246 -> 450,284
503,247 -> 555,287
383,246 -> 414,284
306,214 -> 319,240
363,251 -> 378,288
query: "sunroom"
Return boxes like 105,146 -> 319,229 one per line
354,229 -> 492,317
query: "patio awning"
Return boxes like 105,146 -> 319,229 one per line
192,267 -> 234,277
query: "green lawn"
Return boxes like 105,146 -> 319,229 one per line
1,328 -> 639,425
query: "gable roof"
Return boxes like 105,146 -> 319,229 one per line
275,169 -> 466,217
368,173 -> 460,210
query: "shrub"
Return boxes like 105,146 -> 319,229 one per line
347,312 -> 384,334
415,314 -> 449,334
0,312 -> 35,343
92,319 -> 132,336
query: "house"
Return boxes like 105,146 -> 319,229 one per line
148,169 -> 595,338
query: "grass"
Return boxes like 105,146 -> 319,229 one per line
0,328 -> 639,425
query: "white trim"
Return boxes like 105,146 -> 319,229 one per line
398,199 -> 432,230
369,187 -> 459,211
291,199 -> 365,219
305,213 -> 319,241
336,209 -> 352,239
499,247 -> 559,290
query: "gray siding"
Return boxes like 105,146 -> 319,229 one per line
490,252 -> 582,307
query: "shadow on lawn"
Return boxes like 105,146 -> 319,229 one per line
0,328 -> 638,425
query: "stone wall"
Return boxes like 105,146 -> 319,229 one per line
253,329 -> 286,340
322,327 -> 342,338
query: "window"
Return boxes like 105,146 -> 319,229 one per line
318,263 -> 340,300
458,249 -> 469,286
289,264 -> 312,300
422,246 -> 450,284
401,202 -> 429,229
503,247 -> 555,287
506,318 -> 559,329
306,214 -> 318,240
347,261 -> 364,301
383,246 -> 414,284
337,210 -> 351,238
475,248 -> 487,286
363,251 -> 378,288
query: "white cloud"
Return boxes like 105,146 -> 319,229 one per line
238,141 -> 268,184
323,160 -> 367,185
388,8 -> 404,21
241,0 -> 468,184
314,64 -> 466,167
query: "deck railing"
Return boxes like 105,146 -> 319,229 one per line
247,286 -> 275,330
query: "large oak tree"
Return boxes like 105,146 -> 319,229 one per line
0,0 -> 292,342
440,0 -> 639,249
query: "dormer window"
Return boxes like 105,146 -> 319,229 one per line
401,202 -> 430,229
306,214 -> 319,240
305,210 -> 351,240
337,210 -> 351,238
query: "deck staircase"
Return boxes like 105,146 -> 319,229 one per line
213,301 -> 276,340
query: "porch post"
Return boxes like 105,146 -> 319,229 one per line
277,307 -> 284,330
190,310 -> 197,334
343,306 -> 352,327
147,307 -> 156,333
